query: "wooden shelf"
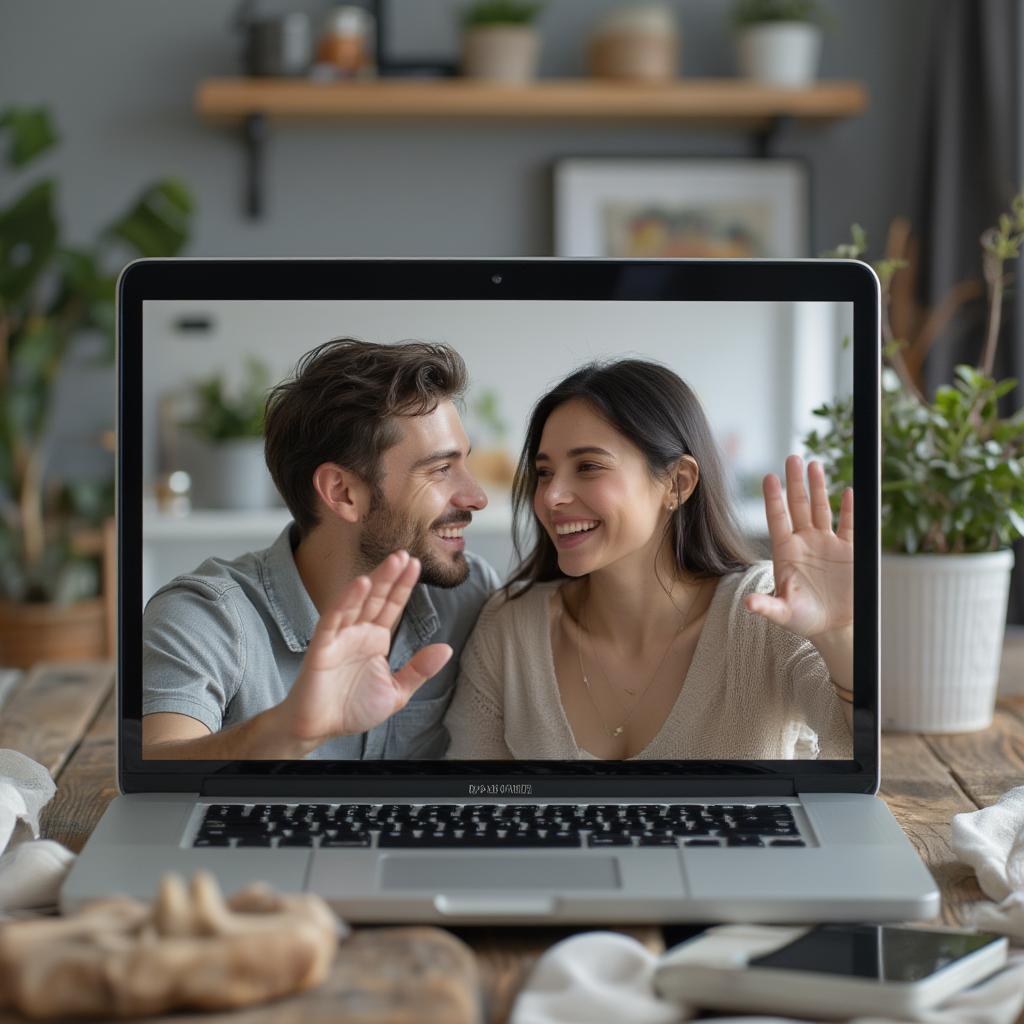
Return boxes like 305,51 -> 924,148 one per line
193,77 -> 868,218
196,77 -> 868,126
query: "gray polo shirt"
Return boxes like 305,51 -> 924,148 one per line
142,525 -> 500,759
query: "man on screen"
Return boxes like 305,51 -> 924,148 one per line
142,339 -> 498,760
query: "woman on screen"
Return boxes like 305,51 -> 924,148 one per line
444,359 -> 854,760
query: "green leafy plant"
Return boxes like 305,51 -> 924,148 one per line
804,191 -> 1024,555
732,0 -> 824,27
0,106 -> 193,602
186,359 -> 270,443
471,388 -> 509,442
463,0 -> 543,28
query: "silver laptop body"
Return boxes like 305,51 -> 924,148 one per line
62,258 -> 939,924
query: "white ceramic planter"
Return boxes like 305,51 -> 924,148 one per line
736,22 -> 822,86
185,437 -> 278,511
881,549 -> 1015,733
462,25 -> 540,82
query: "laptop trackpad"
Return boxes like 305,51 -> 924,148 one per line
380,855 -> 620,890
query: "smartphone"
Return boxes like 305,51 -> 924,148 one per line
654,923 -> 1008,1019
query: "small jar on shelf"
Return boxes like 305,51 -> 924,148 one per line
315,5 -> 377,79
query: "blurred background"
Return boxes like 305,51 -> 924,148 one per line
1,0 -> 1021,696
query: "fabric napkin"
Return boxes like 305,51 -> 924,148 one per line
511,930 -> 1024,1024
0,749 -> 75,913
951,785 -> 1024,942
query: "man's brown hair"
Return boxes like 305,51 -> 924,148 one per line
264,338 -> 468,537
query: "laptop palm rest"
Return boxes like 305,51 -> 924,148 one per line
379,855 -> 620,891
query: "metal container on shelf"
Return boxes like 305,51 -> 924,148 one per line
237,4 -> 313,77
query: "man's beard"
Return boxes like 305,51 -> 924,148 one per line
358,488 -> 471,589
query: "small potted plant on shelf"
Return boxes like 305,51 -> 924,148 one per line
467,388 -> 516,488
804,192 -> 1024,733
181,358 -> 278,512
0,107 -> 193,667
731,0 -> 825,87
461,0 -> 544,83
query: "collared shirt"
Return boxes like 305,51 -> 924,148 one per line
142,525 -> 500,759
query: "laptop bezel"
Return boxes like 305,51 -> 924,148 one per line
117,258 -> 880,797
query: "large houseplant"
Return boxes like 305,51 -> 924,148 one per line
0,107 -> 193,665
805,192 -> 1024,731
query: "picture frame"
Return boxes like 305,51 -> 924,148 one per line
554,158 -> 810,259
369,0 -> 459,77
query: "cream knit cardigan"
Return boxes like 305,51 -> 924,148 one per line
444,562 -> 852,760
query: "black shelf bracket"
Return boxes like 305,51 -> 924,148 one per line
243,112 -> 267,219
753,115 -> 793,159
237,109 -> 798,219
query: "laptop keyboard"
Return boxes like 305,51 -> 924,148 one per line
192,803 -> 805,849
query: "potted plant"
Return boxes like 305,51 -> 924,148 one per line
466,388 -> 516,488
804,193 -> 1024,732
731,0 -> 825,87
0,107 -> 193,667
461,0 -> 544,83
181,358 -> 278,511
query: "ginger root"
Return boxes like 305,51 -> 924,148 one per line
0,872 -> 340,1019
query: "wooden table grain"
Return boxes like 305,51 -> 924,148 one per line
2,635 -> 1022,1023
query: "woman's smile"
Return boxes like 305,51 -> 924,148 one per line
552,518 -> 602,548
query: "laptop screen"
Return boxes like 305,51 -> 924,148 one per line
138,291 -> 857,765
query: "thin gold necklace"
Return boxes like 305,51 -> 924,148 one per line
573,581 -> 705,740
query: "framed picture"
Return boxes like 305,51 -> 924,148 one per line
370,0 -> 460,77
554,158 -> 810,258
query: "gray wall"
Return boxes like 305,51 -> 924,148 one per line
1,0 -> 933,478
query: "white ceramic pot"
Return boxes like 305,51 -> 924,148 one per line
462,25 -> 540,82
881,549 -> 1015,733
185,437 -> 278,510
736,22 -> 822,87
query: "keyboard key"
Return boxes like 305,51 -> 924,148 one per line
683,839 -> 721,847
235,836 -> 273,847
727,836 -> 764,848
218,823 -> 273,838
211,804 -> 251,821
321,834 -> 372,848
193,837 -> 231,847
587,834 -> 633,847
278,835 -> 315,847
637,835 -> 678,846
770,839 -> 806,847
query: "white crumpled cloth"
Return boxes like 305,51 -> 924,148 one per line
513,786 -> 1024,1024
951,785 -> 1024,942
511,931 -> 1024,1024
0,749 -> 75,913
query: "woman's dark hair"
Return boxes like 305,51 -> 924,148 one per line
505,358 -> 756,597
264,338 -> 467,537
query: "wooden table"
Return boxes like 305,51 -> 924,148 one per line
1,637 -> 1022,1023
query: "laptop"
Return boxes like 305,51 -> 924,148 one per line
62,257 -> 939,923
